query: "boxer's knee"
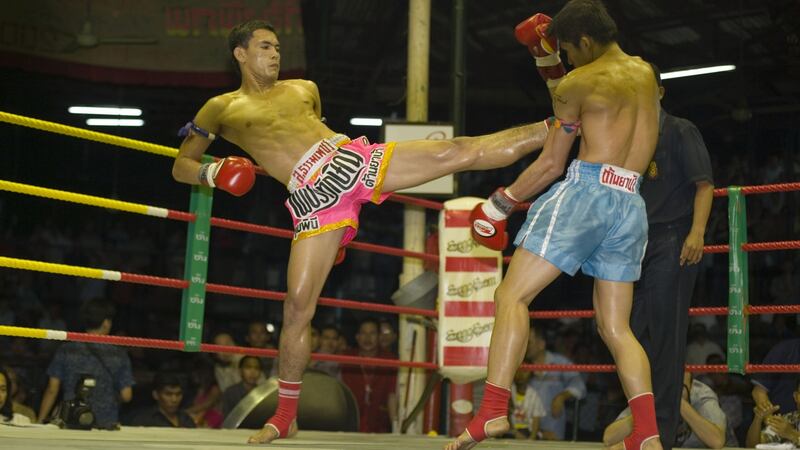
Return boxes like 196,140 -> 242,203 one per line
493,283 -> 528,309
283,289 -> 317,328
596,321 -> 632,350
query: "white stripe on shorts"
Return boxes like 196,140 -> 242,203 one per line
521,162 -> 577,253
540,164 -> 579,256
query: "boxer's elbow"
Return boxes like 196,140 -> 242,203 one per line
172,157 -> 196,185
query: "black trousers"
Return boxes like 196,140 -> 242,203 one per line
631,220 -> 699,450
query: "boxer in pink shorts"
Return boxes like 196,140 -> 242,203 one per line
172,19 -> 550,445
286,134 -> 395,246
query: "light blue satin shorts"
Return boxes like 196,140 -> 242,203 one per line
513,160 -> 648,282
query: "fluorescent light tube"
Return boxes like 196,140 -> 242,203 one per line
86,118 -> 144,126
350,117 -> 383,126
660,65 -> 736,80
69,106 -> 142,116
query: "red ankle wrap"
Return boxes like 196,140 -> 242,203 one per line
623,392 -> 659,449
266,379 -> 302,437
465,382 -> 510,442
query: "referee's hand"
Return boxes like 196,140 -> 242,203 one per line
680,230 -> 704,266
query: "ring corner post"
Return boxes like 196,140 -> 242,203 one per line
726,187 -> 749,374
180,157 -> 214,352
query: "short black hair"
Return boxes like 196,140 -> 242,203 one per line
358,318 -> 380,332
239,355 -> 263,370
649,62 -> 663,87
320,324 -> 340,336
153,371 -> 183,393
228,20 -> 277,74
80,298 -> 115,330
549,0 -> 618,46
0,367 -> 13,420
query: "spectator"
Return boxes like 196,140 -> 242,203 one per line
37,298 -> 134,429
770,259 -> 799,306
378,320 -> 398,355
244,320 -> 276,376
699,353 -> 747,443
751,338 -> 800,416
310,325 -> 320,352
604,372 -> 732,449
309,324 -> 341,378
0,366 -> 30,424
131,372 -> 195,428
509,365 -> 546,440
341,319 -> 397,433
222,356 -> 264,417
185,355 -> 223,428
525,325 -> 586,440
685,323 -> 724,366
211,332 -> 243,392
746,378 -> 800,448
1,365 -> 36,422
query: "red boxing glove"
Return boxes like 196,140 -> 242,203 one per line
470,188 -> 520,251
514,13 -> 566,89
199,156 -> 255,197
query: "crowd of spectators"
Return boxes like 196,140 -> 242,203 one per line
0,139 -> 797,444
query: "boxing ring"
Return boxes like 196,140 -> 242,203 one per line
0,108 -> 799,450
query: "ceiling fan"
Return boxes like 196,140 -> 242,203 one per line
62,0 -> 158,52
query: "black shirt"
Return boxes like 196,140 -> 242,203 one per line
130,406 -> 196,428
640,109 -> 713,225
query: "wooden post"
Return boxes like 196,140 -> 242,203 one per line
397,0 -> 431,435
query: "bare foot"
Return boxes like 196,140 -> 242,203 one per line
247,420 -> 298,444
443,417 -> 509,450
604,436 -> 662,450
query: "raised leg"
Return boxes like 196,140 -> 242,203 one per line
445,249 -> 561,450
383,121 -> 548,193
248,227 -> 346,444
593,279 -> 662,450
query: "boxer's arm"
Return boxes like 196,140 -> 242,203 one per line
303,79 -> 323,119
505,78 -> 582,200
172,96 -> 226,185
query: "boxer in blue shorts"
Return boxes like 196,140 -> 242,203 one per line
514,160 -> 647,283
449,2 -> 662,449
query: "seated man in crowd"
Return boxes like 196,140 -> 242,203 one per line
341,319 -> 397,433
38,297 -> 134,429
526,325 -> 586,440
308,324 -> 342,378
222,356 -> 264,417
131,372 -> 195,428
244,320 -> 276,377
746,378 -> 800,448
751,338 -> 800,419
509,365 -> 546,440
604,372 -> 732,449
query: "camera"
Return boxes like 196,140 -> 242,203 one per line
58,374 -> 96,430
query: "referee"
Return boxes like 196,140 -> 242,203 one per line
631,63 -> 715,450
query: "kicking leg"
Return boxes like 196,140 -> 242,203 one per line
593,279 -> 662,450
445,249 -> 561,450
248,228 -> 346,444
383,121 -> 548,193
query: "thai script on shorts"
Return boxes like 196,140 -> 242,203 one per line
601,166 -> 638,193
291,139 -> 338,186
287,148 -> 365,218
295,217 -> 320,234
360,147 -> 385,188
